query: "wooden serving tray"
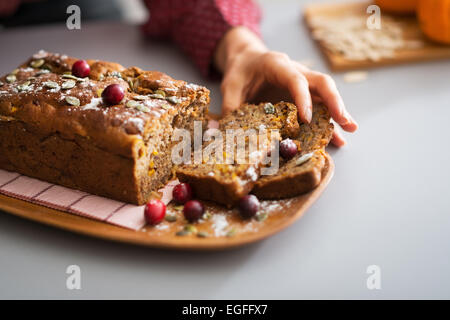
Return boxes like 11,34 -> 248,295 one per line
304,1 -> 450,71
0,154 -> 334,250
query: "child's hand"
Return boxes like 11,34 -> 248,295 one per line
214,27 -> 358,147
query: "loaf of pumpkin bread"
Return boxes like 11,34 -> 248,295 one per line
0,51 -> 209,205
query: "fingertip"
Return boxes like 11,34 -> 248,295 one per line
351,116 -> 359,131
333,108 -> 358,132
331,135 -> 347,147
305,106 -> 312,123
287,74 -> 312,124
331,127 -> 347,147
221,106 -> 233,117
295,96 -> 312,123
350,121 -> 359,132
297,106 -> 311,124
221,94 -> 240,117
337,140 -> 347,147
220,75 -> 245,117
341,121 -> 358,133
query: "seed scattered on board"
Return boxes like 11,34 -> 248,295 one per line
309,13 -> 424,62
343,71 -> 368,83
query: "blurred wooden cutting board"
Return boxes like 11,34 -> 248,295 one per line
304,1 -> 450,71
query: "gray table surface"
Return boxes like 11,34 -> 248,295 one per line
1,0 -> 450,299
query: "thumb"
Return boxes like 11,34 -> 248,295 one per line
221,76 -> 245,116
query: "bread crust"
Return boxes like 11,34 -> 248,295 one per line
176,170 -> 254,206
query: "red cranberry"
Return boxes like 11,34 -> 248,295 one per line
71,60 -> 90,78
144,199 -> 166,225
279,138 -> 298,160
239,194 -> 260,218
183,200 -> 204,222
172,183 -> 193,204
102,84 -> 125,105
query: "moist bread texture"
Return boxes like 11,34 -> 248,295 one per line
176,102 -> 300,207
252,104 -> 333,199
0,51 -> 209,204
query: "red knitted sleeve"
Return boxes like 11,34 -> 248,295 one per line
141,0 -> 262,77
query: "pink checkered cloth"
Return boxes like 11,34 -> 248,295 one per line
0,169 -> 179,231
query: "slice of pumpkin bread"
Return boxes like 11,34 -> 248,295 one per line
252,104 -> 333,199
176,102 -> 300,207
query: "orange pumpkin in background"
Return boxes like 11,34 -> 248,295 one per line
374,0 -> 418,13
417,0 -> 450,44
